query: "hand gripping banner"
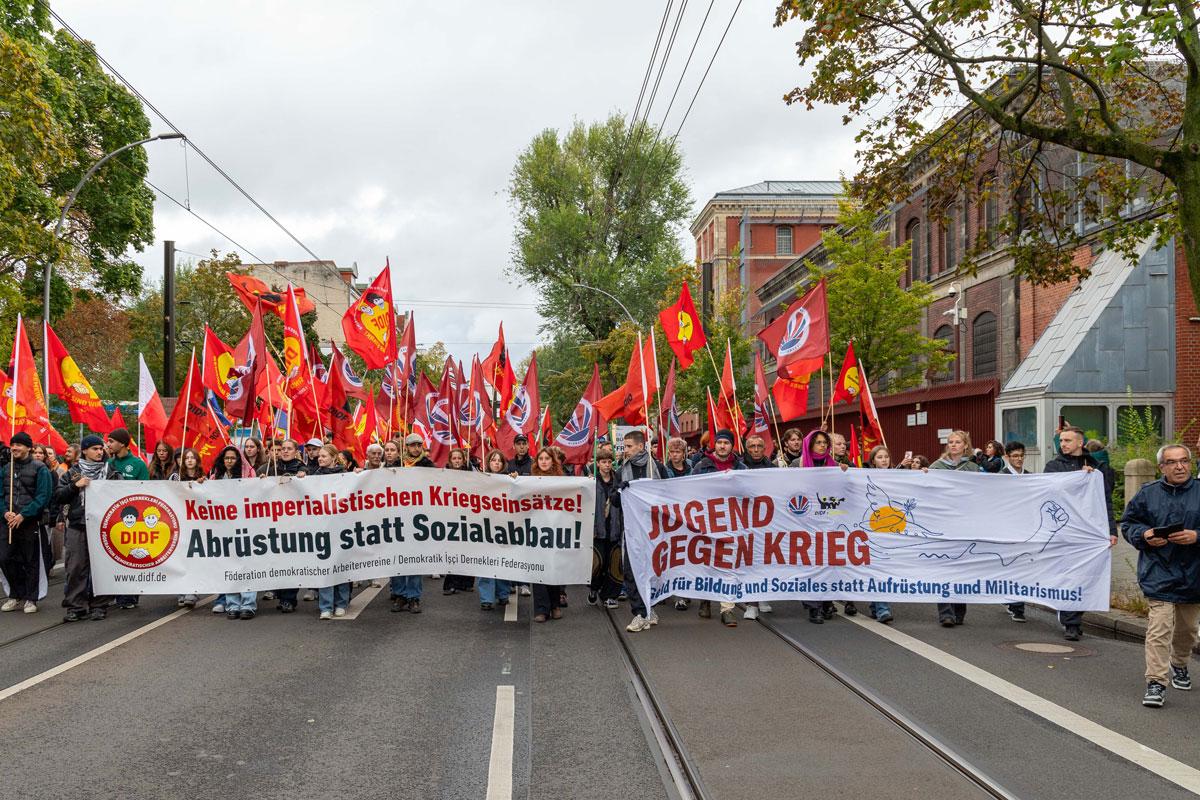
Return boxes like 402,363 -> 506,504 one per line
620,468 -> 1112,611
85,470 -> 594,595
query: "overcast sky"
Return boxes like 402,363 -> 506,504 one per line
55,0 -> 857,365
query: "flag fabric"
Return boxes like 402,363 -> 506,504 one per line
461,357 -> 493,463
555,363 -> 604,466
329,341 -> 369,402
594,336 -> 657,425
351,396 -> 380,458
162,352 -> 226,470
717,339 -> 746,442
772,370 -> 812,421
107,408 -> 139,458
858,360 -> 885,454
658,281 -> 707,369
341,264 -> 397,369
831,341 -> 862,406
375,367 -> 404,440
5,316 -> 66,451
481,322 -> 515,413
406,372 -> 437,447
539,406 -> 553,449
497,354 -> 540,455
226,301 -> 268,423
227,273 -> 316,317
427,357 -> 459,466
657,360 -> 680,459
138,354 -> 168,454
750,354 -> 774,457
282,285 -> 322,436
757,279 -> 829,379
849,424 -> 863,467
704,387 -> 720,449
395,315 -> 419,419
201,327 -> 239,402
43,321 -> 110,433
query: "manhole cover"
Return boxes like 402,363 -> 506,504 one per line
1013,642 -> 1077,654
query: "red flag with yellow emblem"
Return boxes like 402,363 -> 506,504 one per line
831,342 -> 862,406
44,321 -> 110,433
341,263 -> 397,370
658,282 -> 707,370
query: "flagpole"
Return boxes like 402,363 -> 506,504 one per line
827,351 -> 836,439
634,331 -> 656,478
180,347 -> 195,450
766,395 -> 786,466
648,329 -> 666,462
725,338 -> 744,453
9,316 -> 20,541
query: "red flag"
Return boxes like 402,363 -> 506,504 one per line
341,263 -> 398,369
395,315 -> 419,419
481,322 -> 515,412
858,360 -> 885,453
201,327 -> 238,402
226,302 -> 267,423
555,363 -> 604,465
539,405 -> 553,449
461,357 -> 494,463
772,370 -> 812,421
658,281 -> 707,369
329,341 -> 368,402
656,360 -> 680,459
757,279 -> 829,379
831,341 -> 862,406
5,316 -> 66,451
427,357 -> 459,466
43,321 -> 110,433
705,387 -> 720,449
282,284 -> 322,434
162,352 -> 226,469
594,335 -> 657,425
227,272 -> 315,317
108,408 -> 139,457
497,353 -> 540,455
849,424 -> 863,467
405,372 -> 437,446
717,339 -> 745,443
257,349 -> 286,411
351,396 -> 380,458
751,354 -> 774,457
138,354 -> 168,454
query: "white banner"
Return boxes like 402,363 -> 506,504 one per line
621,468 -> 1112,611
84,469 -> 594,594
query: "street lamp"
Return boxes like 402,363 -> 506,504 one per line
44,132 -> 186,323
571,282 -> 638,328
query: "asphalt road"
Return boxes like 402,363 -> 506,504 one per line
1,586 -> 1196,799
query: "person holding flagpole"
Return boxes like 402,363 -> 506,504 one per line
617,429 -> 666,633
0,433 -> 53,615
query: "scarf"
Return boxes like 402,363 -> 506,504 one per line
800,431 -> 836,468
79,458 -> 108,481
619,450 -> 651,483
706,450 -> 736,471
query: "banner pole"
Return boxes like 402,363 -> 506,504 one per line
725,339 -> 744,453
635,331 -> 655,478
180,347 -> 195,453
827,351 -> 836,439
648,329 -> 666,461
10,316 -> 21,540
767,395 -> 786,465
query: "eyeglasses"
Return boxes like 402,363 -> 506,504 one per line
1162,458 -> 1191,468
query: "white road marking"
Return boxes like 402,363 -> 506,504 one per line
336,584 -> 384,620
486,685 -> 515,800
846,614 -> 1200,794
504,597 -> 517,623
0,596 -> 215,703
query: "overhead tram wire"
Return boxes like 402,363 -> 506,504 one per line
655,0 -> 718,133
670,0 -> 743,143
630,1 -> 677,130
638,0 -> 690,128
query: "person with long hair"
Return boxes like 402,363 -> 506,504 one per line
176,448 -> 207,483
310,445 -> 351,619
209,445 -> 246,481
794,429 -> 852,623
978,439 -> 1006,473
530,447 -> 566,623
148,442 -> 178,480
242,437 -> 268,476
863,445 -> 896,625
210,446 -> 255,619
478,448 -> 515,610
442,448 -> 475,595
382,440 -> 402,468
930,430 -> 981,627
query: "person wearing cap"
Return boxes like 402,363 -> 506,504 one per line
105,428 -> 148,610
0,432 -> 54,615
689,430 -> 746,626
402,434 -> 435,468
303,438 -> 324,466
55,435 -> 120,622
507,434 -> 532,476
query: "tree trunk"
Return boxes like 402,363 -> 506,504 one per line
1178,158 -> 1200,315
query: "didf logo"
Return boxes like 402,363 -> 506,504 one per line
99,494 -> 180,570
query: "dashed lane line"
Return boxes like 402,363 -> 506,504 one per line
845,613 -> 1200,794
335,584 -> 385,620
504,597 -> 518,623
485,685 -> 515,800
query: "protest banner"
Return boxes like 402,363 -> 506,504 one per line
621,468 -> 1112,611
85,469 -> 594,594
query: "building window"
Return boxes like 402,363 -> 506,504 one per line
932,324 -> 955,384
1001,407 -> 1037,448
776,226 -> 793,255
942,205 -> 959,273
906,219 -> 923,281
1060,405 -> 1109,444
1117,404 -> 1165,445
979,173 -> 999,249
972,311 -> 997,377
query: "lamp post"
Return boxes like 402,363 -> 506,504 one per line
44,132 -> 186,324
570,282 -> 638,329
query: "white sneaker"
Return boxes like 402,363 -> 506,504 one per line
319,610 -> 332,620
626,615 -> 652,632
758,602 -> 773,614
212,603 -> 225,614
333,608 -> 346,617
301,590 -> 316,601
263,591 -> 275,601
369,580 -> 382,588
744,605 -> 759,620
1,598 -> 19,612
648,611 -> 659,626
430,574 -> 442,579
519,586 -> 532,596
22,601 -> 37,614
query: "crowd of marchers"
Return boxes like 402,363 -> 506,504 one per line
0,421 -> 1197,711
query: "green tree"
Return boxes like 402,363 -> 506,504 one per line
1,3 -> 155,319
775,0 -> 1200,307
507,115 -> 692,341
808,203 -> 953,391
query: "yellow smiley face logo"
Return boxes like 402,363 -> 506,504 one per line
677,311 -> 694,343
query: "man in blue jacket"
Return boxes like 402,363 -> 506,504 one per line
1120,443 -> 1200,708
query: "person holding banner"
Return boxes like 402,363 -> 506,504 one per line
56,435 -> 120,622
210,445 -> 258,620
383,441 -> 402,468
363,443 -> 384,470
312,445 -> 351,619
778,428 -> 805,466
403,434 -> 435,469
177,448 -> 207,482
791,430 -> 851,623
588,447 -> 623,610
996,441 -> 1035,623
507,434 -> 532,476
148,442 -> 178,480
661,439 -> 693,611
478,448 -> 516,610
1120,444 -> 1200,708
930,430 -> 982,627
863,445 -> 896,625
531,447 -> 567,623
388,435 -> 434,614
742,435 -> 775,469
692,430 -> 746,626
106,428 -> 148,612
619,430 -> 665,632
0,433 -> 53,615
443,449 -> 475,596
259,439 -> 305,478
242,438 -> 268,475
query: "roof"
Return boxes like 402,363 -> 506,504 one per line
1003,237 -> 1155,393
713,181 -> 843,199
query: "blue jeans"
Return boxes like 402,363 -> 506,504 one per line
478,579 -> 511,605
389,575 -> 422,600
870,602 -> 892,619
223,592 -> 257,611
319,583 -> 351,613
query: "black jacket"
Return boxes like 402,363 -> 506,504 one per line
54,463 -> 122,529
1045,452 -> 1116,535
978,454 -> 1005,473
594,473 -> 622,541
260,457 -> 304,477
1121,477 -> 1200,603
311,464 -> 345,476
663,460 -> 692,479
692,453 -> 747,474
406,456 -> 436,469
743,454 -> 776,470
508,452 -> 532,476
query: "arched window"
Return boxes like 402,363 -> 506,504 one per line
943,205 -> 959,273
776,226 -> 793,255
972,311 -> 997,377
979,173 -> 999,249
932,324 -> 956,384
906,219 -> 923,281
